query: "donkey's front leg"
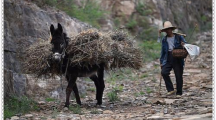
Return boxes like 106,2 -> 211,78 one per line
65,75 -> 77,107
90,75 -> 99,102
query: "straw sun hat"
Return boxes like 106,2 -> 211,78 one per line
160,21 -> 177,32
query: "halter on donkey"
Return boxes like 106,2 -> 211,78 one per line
50,23 -> 105,107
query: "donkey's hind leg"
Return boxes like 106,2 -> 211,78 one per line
97,65 -> 105,105
72,83 -> 81,105
65,75 -> 77,107
89,75 -> 99,101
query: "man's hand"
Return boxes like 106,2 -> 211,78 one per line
181,41 -> 185,46
158,30 -> 162,37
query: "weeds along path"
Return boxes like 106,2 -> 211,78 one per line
10,31 -> 212,120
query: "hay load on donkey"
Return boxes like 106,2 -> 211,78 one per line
23,29 -> 143,77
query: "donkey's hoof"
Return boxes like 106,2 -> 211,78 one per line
96,101 -> 102,105
64,104 -> 69,108
95,104 -> 105,108
77,102 -> 82,106
96,102 -> 102,106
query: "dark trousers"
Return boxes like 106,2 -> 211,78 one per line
161,52 -> 183,95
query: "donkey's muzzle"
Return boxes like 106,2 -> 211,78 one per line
53,53 -> 61,62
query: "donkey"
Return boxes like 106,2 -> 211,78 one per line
50,23 -> 105,107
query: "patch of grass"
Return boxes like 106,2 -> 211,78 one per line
4,96 -> 39,119
69,105 -> 82,114
107,90 -> 119,102
107,69 -> 139,84
45,98 -> 55,102
80,93 -> 86,99
140,91 -> 145,95
134,91 -> 145,97
146,87 -> 152,94
90,109 -> 100,114
140,74 -> 148,79
134,92 -> 140,97
84,78 -> 92,82
107,72 -> 125,83
113,85 -> 124,92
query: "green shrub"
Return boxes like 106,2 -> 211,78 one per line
4,96 -> 39,119
136,1 -> 152,16
107,90 -> 119,102
138,26 -> 158,41
140,40 -> 161,62
114,18 -> 121,29
33,0 -> 105,28
201,15 -> 207,22
126,19 -> 137,29
201,22 -> 212,32
45,97 -> 55,102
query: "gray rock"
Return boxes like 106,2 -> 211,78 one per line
63,107 -> 68,111
24,114 -> 33,118
10,116 -> 19,120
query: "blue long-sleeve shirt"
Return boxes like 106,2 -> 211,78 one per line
159,34 -> 187,66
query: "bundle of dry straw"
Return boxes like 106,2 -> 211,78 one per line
23,40 -> 60,76
23,29 -> 143,76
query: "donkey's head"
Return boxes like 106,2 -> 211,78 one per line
50,23 -> 68,63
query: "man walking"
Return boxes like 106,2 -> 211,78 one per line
158,21 -> 186,97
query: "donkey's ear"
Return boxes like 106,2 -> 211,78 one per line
50,24 -> 55,36
57,23 -> 63,34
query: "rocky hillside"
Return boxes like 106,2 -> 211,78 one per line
94,0 -> 212,39
4,0 -> 91,97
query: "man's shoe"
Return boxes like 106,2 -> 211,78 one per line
176,95 -> 182,98
166,90 -> 176,96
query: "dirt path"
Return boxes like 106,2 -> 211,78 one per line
11,31 -> 212,120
